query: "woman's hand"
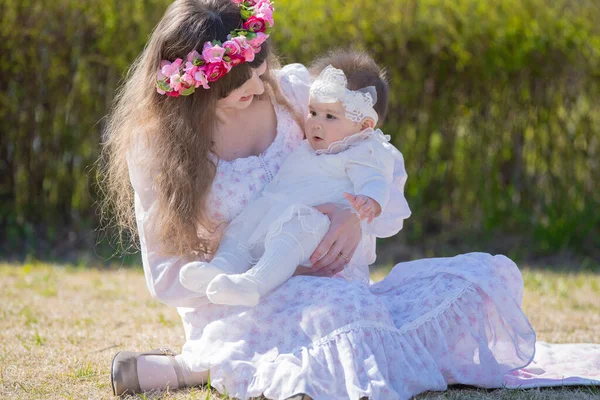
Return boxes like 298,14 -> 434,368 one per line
294,203 -> 361,277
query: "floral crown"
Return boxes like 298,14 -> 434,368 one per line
156,0 -> 274,97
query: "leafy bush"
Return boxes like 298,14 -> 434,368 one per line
1,0 -> 599,261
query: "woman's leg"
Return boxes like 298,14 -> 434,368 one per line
371,253 -> 535,388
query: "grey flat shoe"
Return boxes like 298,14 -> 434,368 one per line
110,347 -> 185,397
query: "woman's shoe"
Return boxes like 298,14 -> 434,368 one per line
110,347 -> 185,396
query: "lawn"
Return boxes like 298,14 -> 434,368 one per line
0,262 -> 599,399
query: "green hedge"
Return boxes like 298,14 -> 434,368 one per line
1,0 -> 599,261
0,0 -> 171,257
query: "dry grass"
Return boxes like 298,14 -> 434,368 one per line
0,262 -> 599,400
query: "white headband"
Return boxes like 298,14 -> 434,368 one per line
309,65 -> 379,125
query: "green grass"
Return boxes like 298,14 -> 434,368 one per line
0,262 -> 599,399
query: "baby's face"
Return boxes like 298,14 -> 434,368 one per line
305,100 -> 361,151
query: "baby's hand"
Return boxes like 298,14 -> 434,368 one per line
343,193 -> 382,224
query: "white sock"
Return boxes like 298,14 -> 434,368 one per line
180,251 -> 250,293
206,233 -> 313,306
136,355 -> 208,392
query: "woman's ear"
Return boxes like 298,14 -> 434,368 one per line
360,118 -> 376,130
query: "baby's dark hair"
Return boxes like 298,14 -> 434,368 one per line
309,49 -> 389,126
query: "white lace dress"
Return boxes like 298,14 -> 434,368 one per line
127,64 -> 536,400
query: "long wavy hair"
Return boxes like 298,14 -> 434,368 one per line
100,0 -> 296,257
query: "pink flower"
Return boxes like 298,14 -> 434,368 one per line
228,54 -> 245,67
222,60 -> 233,72
247,32 -> 268,48
254,1 -> 274,26
180,72 -> 195,87
232,35 -> 249,50
256,10 -> 274,27
187,50 -> 202,63
204,62 -> 228,82
169,74 -> 182,92
157,60 -> 171,80
254,0 -> 274,11
184,61 -> 200,80
194,68 -> 210,89
231,0 -> 245,3
243,47 -> 256,62
161,58 -> 183,79
236,37 -> 256,62
244,15 -> 266,33
223,39 -> 241,56
202,42 -> 225,63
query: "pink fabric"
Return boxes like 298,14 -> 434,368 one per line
504,342 -> 600,389
178,253 -> 539,399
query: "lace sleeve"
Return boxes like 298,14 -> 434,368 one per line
127,141 -> 210,308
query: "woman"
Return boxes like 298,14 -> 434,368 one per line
102,0 -> 536,398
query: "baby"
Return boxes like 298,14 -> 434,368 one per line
180,53 -> 402,306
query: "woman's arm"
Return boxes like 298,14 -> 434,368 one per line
127,148 -> 210,308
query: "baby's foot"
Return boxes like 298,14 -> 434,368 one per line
179,262 -> 225,294
206,274 -> 260,307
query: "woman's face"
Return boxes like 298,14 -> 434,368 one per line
216,61 -> 268,111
